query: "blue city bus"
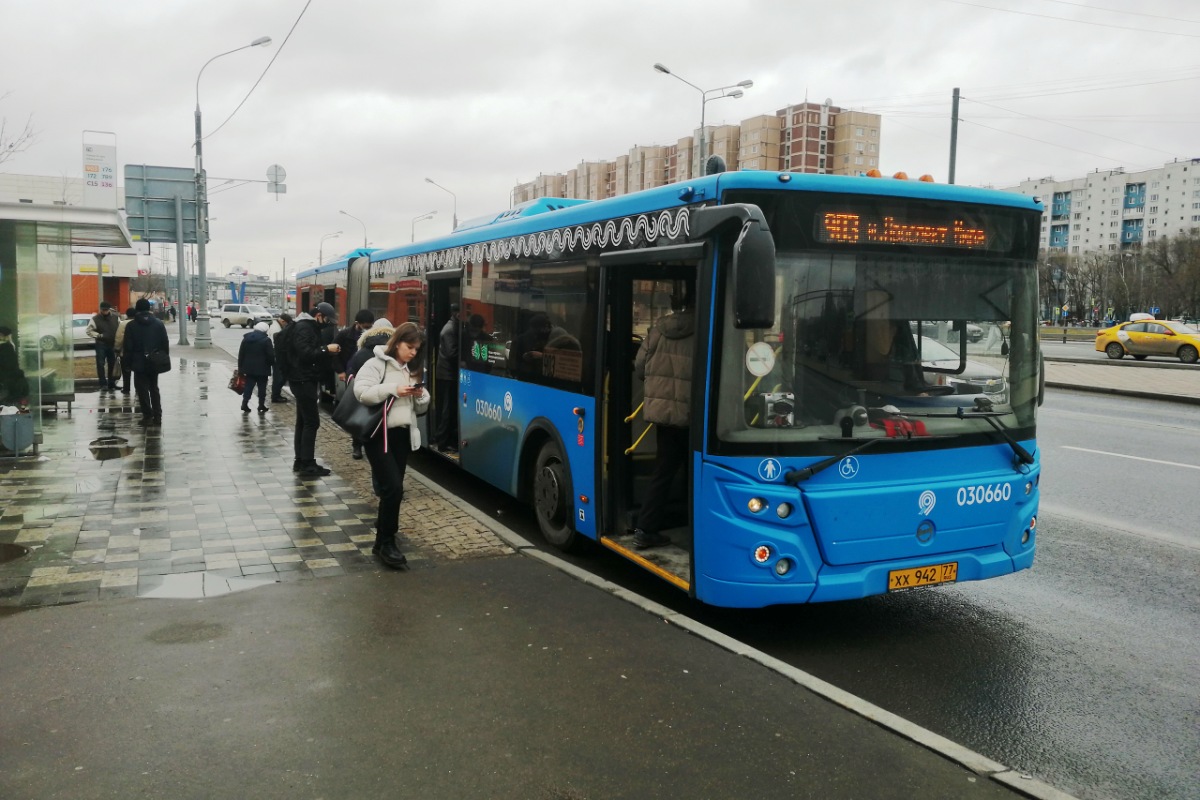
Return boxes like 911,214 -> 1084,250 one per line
301,171 -> 1044,608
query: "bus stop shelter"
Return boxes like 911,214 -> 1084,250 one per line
0,201 -> 132,453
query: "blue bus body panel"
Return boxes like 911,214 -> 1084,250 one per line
457,370 -> 598,539
296,248 -> 377,281
693,442 -> 1039,607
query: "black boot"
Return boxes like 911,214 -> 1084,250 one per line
241,403 -> 250,413
376,535 -> 407,569
352,442 -> 363,460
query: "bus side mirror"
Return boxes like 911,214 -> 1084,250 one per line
732,219 -> 776,329
688,203 -> 777,330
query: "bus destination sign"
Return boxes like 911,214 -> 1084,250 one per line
817,209 -> 988,249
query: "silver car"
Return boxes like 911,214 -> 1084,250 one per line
917,336 -> 1007,403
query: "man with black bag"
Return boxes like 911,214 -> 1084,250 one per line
122,298 -> 170,426
288,303 -> 341,476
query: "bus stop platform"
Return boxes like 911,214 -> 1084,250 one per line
4,346 -> 1174,799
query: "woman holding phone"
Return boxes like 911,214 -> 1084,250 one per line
352,322 -> 431,569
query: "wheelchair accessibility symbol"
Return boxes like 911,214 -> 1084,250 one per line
758,458 -> 781,481
839,456 -> 860,479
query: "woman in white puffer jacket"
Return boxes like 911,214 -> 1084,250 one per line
353,322 -> 431,569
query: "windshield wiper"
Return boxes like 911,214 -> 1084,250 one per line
900,402 -> 1034,466
784,432 -> 953,485
961,408 -> 1035,466
785,437 -> 885,484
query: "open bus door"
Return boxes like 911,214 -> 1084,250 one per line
599,253 -> 700,592
426,271 -> 462,455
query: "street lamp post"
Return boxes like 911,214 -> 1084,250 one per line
319,231 -> 342,266
653,63 -> 752,177
194,35 -> 272,349
411,210 -> 437,242
339,210 -> 367,248
424,178 -> 457,231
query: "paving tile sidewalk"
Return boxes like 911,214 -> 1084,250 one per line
0,356 -> 511,609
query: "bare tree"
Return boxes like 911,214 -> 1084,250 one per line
0,93 -> 36,166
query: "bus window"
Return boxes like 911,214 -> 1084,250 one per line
472,257 -> 597,393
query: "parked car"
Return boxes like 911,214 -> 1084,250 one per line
1095,319 -> 1200,364
916,335 -> 1008,402
219,303 -> 274,328
27,314 -> 94,351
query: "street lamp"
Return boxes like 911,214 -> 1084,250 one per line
411,210 -> 437,242
424,178 -> 457,231
339,210 -> 367,248
193,35 -> 272,349
653,62 -> 752,176
319,231 -> 342,265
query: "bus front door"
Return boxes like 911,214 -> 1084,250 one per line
601,269 -> 695,591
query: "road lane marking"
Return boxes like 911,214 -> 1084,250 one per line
1061,446 -> 1200,471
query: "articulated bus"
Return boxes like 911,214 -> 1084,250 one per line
296,171 -> 1044,608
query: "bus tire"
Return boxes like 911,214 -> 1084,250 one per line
533,440 -> 577,551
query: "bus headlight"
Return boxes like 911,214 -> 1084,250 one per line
747,497 -> 766,513
753,545 -> 771,564
776,502 -> 793,519
774,558 -> 792,576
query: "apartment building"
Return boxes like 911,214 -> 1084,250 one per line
1000,158 -> 1200,254
511,97 -> 883,203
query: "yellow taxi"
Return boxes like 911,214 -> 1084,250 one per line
1095,318 -> 1200,363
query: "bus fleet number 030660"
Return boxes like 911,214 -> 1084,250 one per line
956,483 -> 1012,506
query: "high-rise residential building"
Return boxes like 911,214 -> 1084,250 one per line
511,98 -> 882,204
1000,158 -> 1200,254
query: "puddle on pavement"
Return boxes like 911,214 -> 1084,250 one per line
138,571 -> 277,600
0,543 -> 30,565
88,436 -> 134,460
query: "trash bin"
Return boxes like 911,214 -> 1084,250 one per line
0,412 -> 35,454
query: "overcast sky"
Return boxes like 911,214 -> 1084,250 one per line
3,0 -> 1197,280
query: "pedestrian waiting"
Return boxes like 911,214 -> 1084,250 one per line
352,321 -> 430,569
238,321 -> 275,414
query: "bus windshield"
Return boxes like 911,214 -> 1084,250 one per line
713,248 -> 1040,449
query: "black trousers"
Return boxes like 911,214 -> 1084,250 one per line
364,426 -> 411,538
290,380 -> 319,463
271,368 -> 288,400
434,376 -> 458,447
241,374 -> 268,407
95,342 -> 117,387
133,370 -> 161,420
636,424 -> 690,535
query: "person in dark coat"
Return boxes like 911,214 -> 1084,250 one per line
270,313 -> 293,402
288,302 -> 341,476
434,304 -> 467,452
237,321 -> 275,414
122,298 -> 170,425
318,311 -> 339,403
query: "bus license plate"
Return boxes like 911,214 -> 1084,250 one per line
888,562 -> 958,591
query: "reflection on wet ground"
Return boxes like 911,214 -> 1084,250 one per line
85,436 -> 134,461
0,359 -> 391,605
0,543 -> 29,565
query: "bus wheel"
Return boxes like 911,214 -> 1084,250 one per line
533,441 -> 577,551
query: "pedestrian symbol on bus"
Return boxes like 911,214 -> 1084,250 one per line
758,459 -> 781,481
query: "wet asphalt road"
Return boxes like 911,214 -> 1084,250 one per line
199,323 -> 1197,799
412,389 -> 1200,800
